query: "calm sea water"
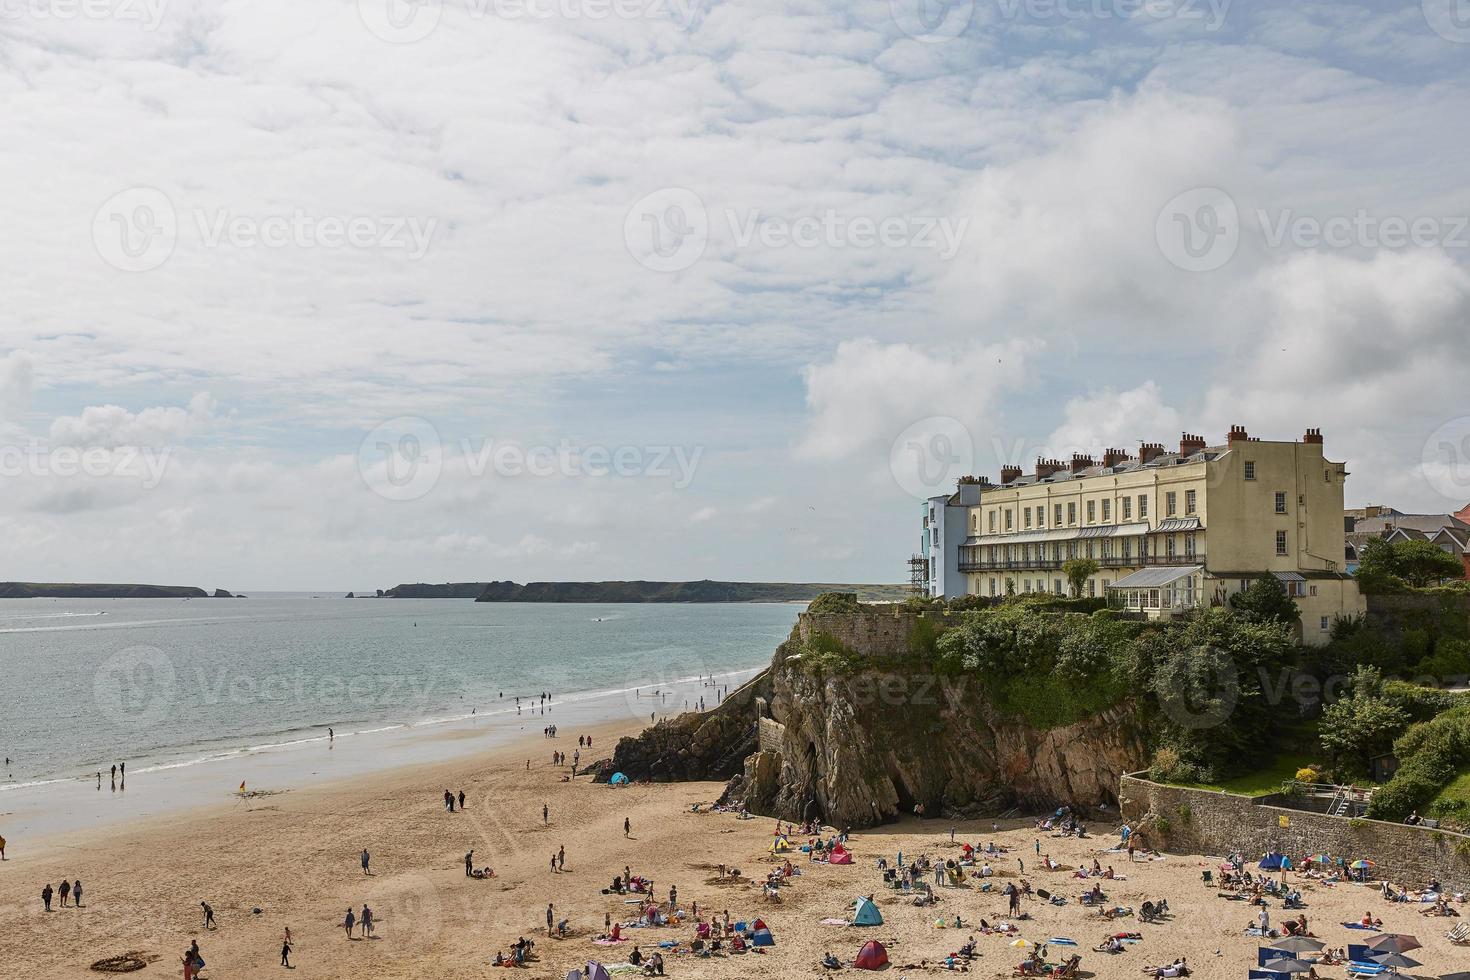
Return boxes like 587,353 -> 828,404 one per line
0,595 -> 797,789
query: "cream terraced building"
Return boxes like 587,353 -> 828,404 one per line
957,426 -> 1365,645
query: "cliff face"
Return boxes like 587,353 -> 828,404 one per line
0,582 -> 212,599
717,608 -> 1150,828
602,671 -> 771,782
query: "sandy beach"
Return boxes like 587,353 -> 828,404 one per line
1,713 -> 1464,980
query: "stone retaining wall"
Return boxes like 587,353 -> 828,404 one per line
1119,774 -> 1470,891
796,609 -> 963,658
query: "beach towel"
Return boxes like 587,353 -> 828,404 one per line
820,918 -> 850,926
1048,938 -> 1078,946
1343,923 -> 1381,931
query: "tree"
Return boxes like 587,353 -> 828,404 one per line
1062,558 -> 1100,598
1229,575 -> 1300,626
1393,539 -> 1465,587
1318,666 -> 1410,778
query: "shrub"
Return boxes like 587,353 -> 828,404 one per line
807,592 -> 860,615
1295,766 -> 1321,783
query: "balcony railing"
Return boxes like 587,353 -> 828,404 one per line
960,551 -> 1205,573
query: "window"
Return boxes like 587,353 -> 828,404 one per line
1024,507 -> 1032,528
972,514 -> 978,532
1086,541 -> 1095,558
1275,492 -> 1287,514
989,511 -> 996,533
1102,499 -> 1112,522
1138,495 -> 1148,519
1320,616 -> 1330,632
1244,461 -> 1256,480
1054,579 -> 1063,595
1185,533 -> 1196,557
1122,538 -> 1132,560
1037,507 -> 1045,528
1122,497 -> 1132,521
1054,504 -> 1063,526
1166,536 -> 1176,558
1276,530 -> 1288,555
1309,585 -> 1318,597
1087,579 -> 1096,597
1166,492 -> 1177,517
1086,500 -> 1096,523
1005,509 -> 1013,531
1067,502 -> 1077,525
1185,489 -> 1196,515
1023,579 -> 1031,593
989,578 -> 997,596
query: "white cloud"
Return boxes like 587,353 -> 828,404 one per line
1043,383 -> 1185,460
0,350 -> 34,423
49,393 -> 218,449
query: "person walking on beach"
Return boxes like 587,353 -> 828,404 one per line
557,845 -> 565,871
546,903 -> 554,935
624,817 -> 631,838
344,907 -> 356,938
543,803 -> 549,826
111,764 -> 116,783
202,901 -> 216,929
458,789 -> 466,810
281,935 -> 293,968
59,879 -> 71,907
42,883 -> 53,911
361,904 -> 373,937
466,850 -> 474,877
0,834 -> 6,859
73,879 -> 83,907
361,849 -> 371,875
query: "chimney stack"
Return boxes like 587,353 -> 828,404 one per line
1139,441 -> 1166,464
1227,425 -> 1250,444
1303,427 -> 1324,445
1000,465 -> 1023,485
1069,453 -> 1095,474
1035,458 -> 1064,479
1179,432 -> 1207,456
1102,447 -> 1131,468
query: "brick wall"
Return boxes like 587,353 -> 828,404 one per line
1119,774 -> 1470,891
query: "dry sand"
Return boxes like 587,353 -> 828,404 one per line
1,717 -> 1463,979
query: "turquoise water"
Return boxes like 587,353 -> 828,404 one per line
0,596 -> 797,789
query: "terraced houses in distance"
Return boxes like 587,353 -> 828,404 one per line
917,426 -> 1366,646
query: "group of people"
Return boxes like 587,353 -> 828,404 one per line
443,789 -> 466,812
39,878 -> 83,911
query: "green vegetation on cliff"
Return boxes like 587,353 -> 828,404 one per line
0,582 -> 212,599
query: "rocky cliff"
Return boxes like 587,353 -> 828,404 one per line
611,604 -> 1151,828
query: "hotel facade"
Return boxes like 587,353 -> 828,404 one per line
955,427 -> 1365,645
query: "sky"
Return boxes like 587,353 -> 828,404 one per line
1,0 -> 1469,591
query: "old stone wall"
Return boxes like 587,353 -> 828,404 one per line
796,608 -> 963,659
1119,774 -> 1470,891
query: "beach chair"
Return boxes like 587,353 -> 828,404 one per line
1258,949 -> 1290,967
1249,969 -> 1290,980
1447,921 -> 1469,944
1346,964 -> 1387,978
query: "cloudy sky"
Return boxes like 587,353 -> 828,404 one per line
2,0 -> 1469,591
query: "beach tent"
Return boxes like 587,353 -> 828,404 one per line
586,965 -> 611,980
1258,853 -> 1285,871
830,845 -> 853,865
851,896 -> 883,926
752,928 -> 775,947
855,940 -> 889,970
567,971 -> 583,980
609,773 -> 629,786
770,836 -> 792,853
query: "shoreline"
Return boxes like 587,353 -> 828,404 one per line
0,665 -> 762,846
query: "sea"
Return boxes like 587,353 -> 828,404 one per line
0,595 -> 798,837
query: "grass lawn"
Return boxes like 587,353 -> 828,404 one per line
1428,768 -> 1470,830
1166,753 -> 1322,797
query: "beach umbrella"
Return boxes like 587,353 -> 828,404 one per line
1271,936 -> 1326,954
1009,939 -> 1034,949
1350,859 -> 1377,870
1264,959 -> 1317,974
1439,973 -> 1470,980
1367,935 -> 1423,954
1370,953 -> 1423,970
1306,854 -> 1331,864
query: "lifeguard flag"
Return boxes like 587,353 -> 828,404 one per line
239,781 -> 246,793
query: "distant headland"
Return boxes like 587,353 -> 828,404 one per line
354,580 -> 909,602
0,582 -> 244,599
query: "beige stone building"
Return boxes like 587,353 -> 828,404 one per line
958,426 -> 1365,645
